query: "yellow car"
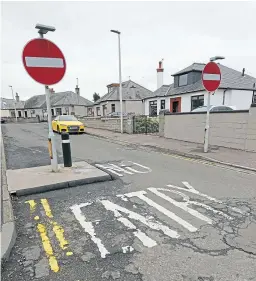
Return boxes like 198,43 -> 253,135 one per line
52,115 -> 85,134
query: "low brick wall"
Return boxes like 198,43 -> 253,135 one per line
2,117 -> 39,123
161,105 -> 256,152
80,117 -> 133,134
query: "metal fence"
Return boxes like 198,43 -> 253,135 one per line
132,115 -> 159,134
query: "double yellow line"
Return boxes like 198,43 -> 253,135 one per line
25,199 -> 73,273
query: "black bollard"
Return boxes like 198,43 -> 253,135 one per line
61,132 -> 72,167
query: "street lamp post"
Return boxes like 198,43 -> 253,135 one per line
204,56 -> 225,153
8,85 -> 17,122
35,23 -> 58,172
111,29 -> 123,134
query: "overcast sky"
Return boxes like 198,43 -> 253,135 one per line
1,1 -> 256,101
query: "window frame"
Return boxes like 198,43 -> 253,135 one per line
178,74 -> 188,87
160,99 -> 165,110
96,107 -> 101,116
111,104 -> 115,113
191,95 -> 204,111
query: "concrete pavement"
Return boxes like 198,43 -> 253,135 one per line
1,123 -> 256,281
85,127 -> 256,171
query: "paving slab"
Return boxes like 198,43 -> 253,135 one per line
7,161 -> 112,196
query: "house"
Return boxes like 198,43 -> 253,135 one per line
144,63 -> 256,115
93,80 -> 153,116
24,91 -> 93,118
1,93 -> 25,117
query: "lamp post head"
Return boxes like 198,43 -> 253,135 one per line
110,29 -> 121,35
210,56 -> 225,62
35,23 -> 55,35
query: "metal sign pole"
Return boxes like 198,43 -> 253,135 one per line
204,91 -> 211,153
45,85 -> 58,171
39,28 -> 58,171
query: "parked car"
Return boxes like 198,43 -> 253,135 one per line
1,118 -> 6,124
192,105 -> 235,112
52,115 -> 85,134
106,112 -> 128,118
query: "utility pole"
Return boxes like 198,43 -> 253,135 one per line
9,85 -> 17,122
111,29 -> 123,133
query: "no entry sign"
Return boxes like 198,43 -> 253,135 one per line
22,38 -> 66,85
202,62 -> 221,92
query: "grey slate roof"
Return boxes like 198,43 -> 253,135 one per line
24,91 -> 93,109
1,98 -> 25,110
172,63 -> 205,76
95,80 -> 152,104
144,63 -> 256,100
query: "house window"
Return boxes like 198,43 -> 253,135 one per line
10,110 -> 15,117
160,100 -> 165,109
18,111 -> 22,117
149,100 -> 157,116
253,90 -> 256,104
103,105 -> 107,116
191,95 -> 204,111
178,74 -> 188,86
88,108 -> 93,116
56,108 -> 62,116
51,109 -> 54,116
96,107 -> 101,116
111,104 -> 115,113
24,111 -> 28,118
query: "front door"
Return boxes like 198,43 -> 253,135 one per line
170,97 -> 181,113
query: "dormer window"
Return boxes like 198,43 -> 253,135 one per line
178,74 -> 188,86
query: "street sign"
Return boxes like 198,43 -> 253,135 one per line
202,62 -> 221,92
22,38 -> 66,85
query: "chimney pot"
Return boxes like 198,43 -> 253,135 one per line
242,68 -> 245,76
15,93 -> 20,102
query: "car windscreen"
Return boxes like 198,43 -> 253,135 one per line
59,116 -> 78,121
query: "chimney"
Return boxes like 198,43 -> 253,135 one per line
75,78 -> 80,95
242,68 -> 245,76
15,93 -> 19,102
157,59 -> 164,89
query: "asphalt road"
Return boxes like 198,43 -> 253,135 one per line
2,123 -> 256,281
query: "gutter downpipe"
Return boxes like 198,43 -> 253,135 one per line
222,88 -> 229,105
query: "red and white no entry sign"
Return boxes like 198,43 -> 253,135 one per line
202,62 -> 221,92
22,38 -> 66,85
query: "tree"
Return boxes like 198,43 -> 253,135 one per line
93,92 -> 100,102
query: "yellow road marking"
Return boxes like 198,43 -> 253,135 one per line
41,198 -> 73,255
52,221 -> 69,250
37,223 -> 59,272
25,200 -> 37,212
41,199 -> 53,218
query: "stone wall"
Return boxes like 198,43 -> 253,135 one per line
161,105 -> 256,152
81,117 -> 133,134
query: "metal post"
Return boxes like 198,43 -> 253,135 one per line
45,86 -> 58,171
61,132 -> 72,167
204,92 -> 211,153
38,31 -> 58,171
118,33 -> 123,134
9,86 -> 17,122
